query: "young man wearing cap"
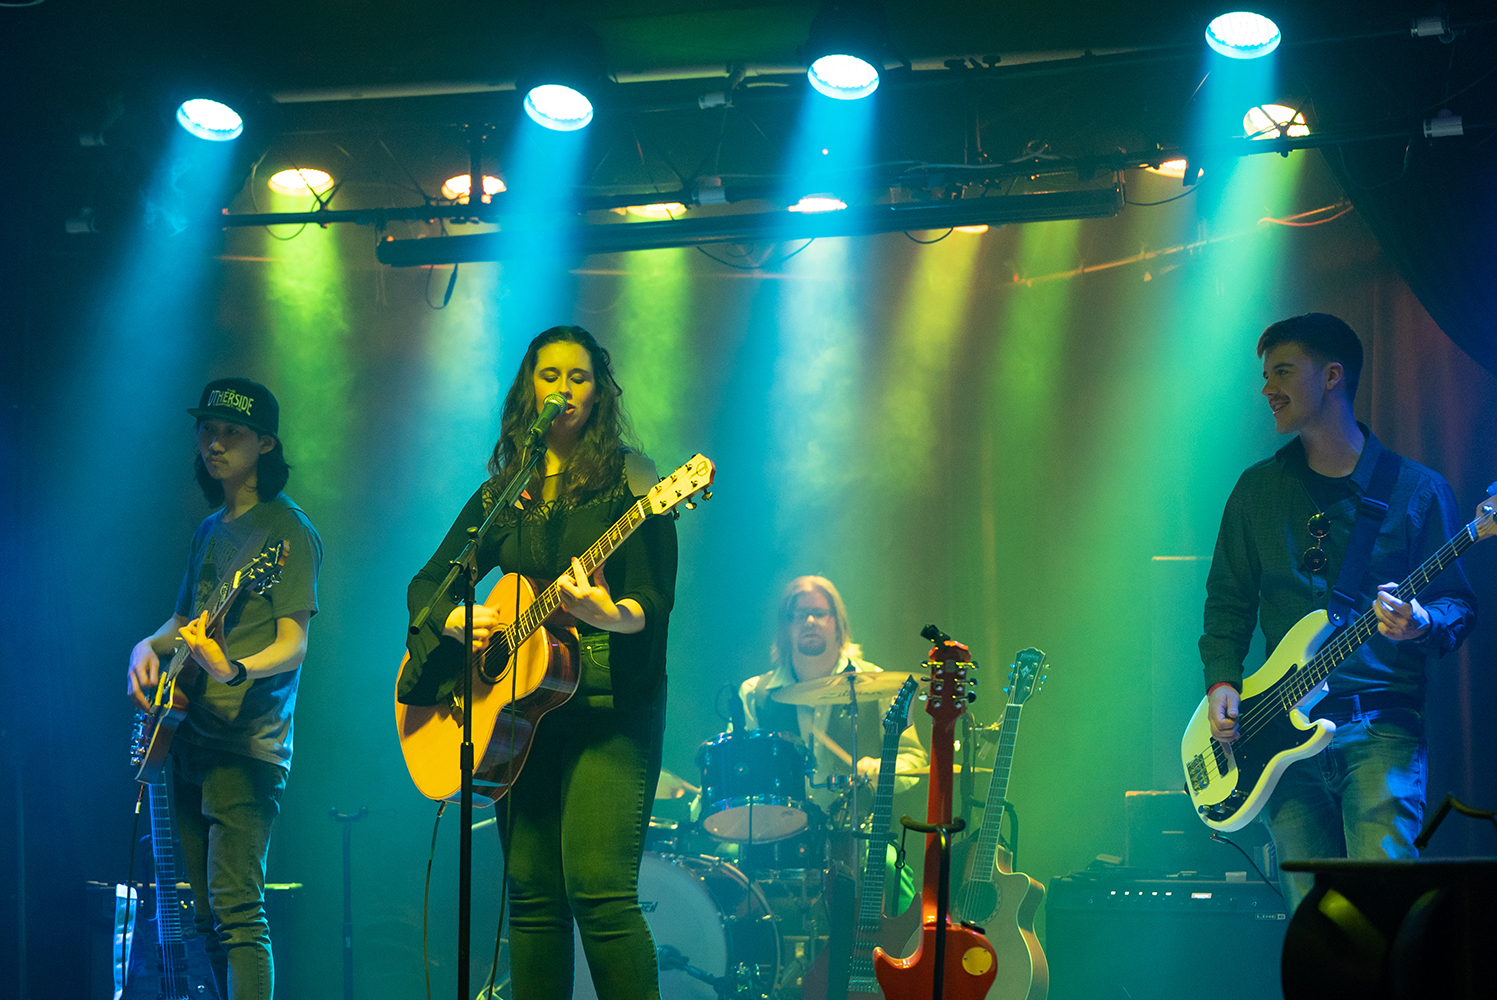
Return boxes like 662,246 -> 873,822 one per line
127,378 -> 322,1000
1199,314 -> 1476,912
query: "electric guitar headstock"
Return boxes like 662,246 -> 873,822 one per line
1471,483 -> 1497,542
645,454 -> 716,518
919,623 -> 975,725
1005,648 -> 1049,707
885,675 -> 920,737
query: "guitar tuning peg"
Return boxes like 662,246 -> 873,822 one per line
702,490 -> 712,500
685,499 -> 696,510
1003,686 -> 1011,693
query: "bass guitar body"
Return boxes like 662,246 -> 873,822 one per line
395,572 -> 578,806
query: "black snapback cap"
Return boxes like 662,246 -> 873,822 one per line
188,378 -> 279,437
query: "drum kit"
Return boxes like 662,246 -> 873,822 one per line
575,670 -> 991,1000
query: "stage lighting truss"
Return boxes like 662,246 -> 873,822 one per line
1205,12 -> 1282,59
803,1 -> 891,100
268,168 -> 334,196
177,98 -> 244,141
1244,104 -> 1308,140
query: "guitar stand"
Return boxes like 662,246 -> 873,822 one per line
329,807 -> 368,1000
899,815 -> 967,1000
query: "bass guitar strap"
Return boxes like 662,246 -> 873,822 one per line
1325,447 -> 1401,629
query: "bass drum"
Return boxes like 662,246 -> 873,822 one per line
572,853 -> 779,1000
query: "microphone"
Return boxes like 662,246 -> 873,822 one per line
525,393 -> 567,444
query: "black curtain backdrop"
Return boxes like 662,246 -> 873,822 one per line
1300,19 -> 1497,375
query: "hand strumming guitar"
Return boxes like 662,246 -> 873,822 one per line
1208,683 -> 1241,744
444,604 -> 505,654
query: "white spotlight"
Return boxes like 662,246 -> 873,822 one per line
176,99 -> 244,141
1205,12 -> 1282,59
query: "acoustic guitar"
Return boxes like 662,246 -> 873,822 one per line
394,454 -> 715,805
1182,487 -> 1496,831
948,648 -> 1049,1000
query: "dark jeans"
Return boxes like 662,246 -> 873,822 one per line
500,633 -> 666,1000
1264,707 -> 1427,912
172,739 -> 288,1000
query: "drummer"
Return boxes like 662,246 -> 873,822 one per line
737,576 -> 928,815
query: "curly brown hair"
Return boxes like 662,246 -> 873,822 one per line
488,325 -> 638,497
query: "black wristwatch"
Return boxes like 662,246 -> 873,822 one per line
225,660 -> 249,687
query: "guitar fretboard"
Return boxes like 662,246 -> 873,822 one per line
1274,519 -> 1480,709
967,701 -> 1023,889
147,782 -> 190,996
482,498 -> 651,668
847,701 -> 913,988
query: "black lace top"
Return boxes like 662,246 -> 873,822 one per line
400,467 -> 678,708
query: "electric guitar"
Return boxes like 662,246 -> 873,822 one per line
875,631 -> 998,1000
394,454 -> 716,804
1182,487 -> 1497,831
948,649 -> 1049,1000
131,539 -> 290,784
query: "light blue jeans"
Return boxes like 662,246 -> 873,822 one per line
1263,706 -> 1427,912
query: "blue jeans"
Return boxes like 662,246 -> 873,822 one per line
1262,707 -> 1427,912
172,739 -> 288,1000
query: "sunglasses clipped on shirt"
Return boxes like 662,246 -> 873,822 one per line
1303,511 -> 1330,574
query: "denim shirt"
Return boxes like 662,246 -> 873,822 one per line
1200,427 -> 1477,704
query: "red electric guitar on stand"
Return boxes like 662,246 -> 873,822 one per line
874,626 -> 998,1000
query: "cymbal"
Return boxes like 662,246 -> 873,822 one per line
655,769 -> 700,800
771,671 -> 917,707
892,765 -> 994,777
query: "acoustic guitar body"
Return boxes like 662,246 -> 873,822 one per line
395,573 -> 578,806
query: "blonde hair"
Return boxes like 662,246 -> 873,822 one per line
771,575 -> 861,666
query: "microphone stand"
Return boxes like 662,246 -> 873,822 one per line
409,433 -> 548,1000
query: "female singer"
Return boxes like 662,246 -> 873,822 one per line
401,325 -> 676,1000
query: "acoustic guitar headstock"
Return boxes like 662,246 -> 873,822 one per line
1472,483 -> 1497,542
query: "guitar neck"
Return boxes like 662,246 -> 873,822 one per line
495,497 -> 651,651
1293,519 -> 1481,696
146,782 -> 191,995
968,701 -> 1023,884
852,726 -> 907,937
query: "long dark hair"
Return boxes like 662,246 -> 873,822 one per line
194,437 -> 291,506
489,325 -> 636,498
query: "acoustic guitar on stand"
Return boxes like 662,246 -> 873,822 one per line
874,627 -> 998,1000
1182,486 -> 1497,831
947,648 -> 1049,1000
395,455 -> 716,805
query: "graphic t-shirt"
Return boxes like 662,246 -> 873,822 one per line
174,493 -> 322,768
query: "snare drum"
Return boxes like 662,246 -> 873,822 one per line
696,730 -> 810,843
571,853 -> 779,1000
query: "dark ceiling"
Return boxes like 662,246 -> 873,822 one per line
3,1 -> 1494,250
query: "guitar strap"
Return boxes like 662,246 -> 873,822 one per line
1325,447 -> 1401,629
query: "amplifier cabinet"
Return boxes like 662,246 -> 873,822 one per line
1046,873 -> 1288,1000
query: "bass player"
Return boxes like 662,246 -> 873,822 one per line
1200,313 -> 1476,910
400,325 -> 677,1000
126,378 -> 323,1000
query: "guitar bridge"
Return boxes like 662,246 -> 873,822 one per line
1186,753 -> 1210,792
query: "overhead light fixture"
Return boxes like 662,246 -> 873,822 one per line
1147,158 -> 1205,179
441,174 -> 506,203
1244,104 -> 1308,139
176,98 -> 244,141
620,203 -> 686,219
518,23 -> 607,130
1205,12 -> 1281,59
268,168 -> 334,196
788,194 -> 847,213
803,1 -> 889,100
